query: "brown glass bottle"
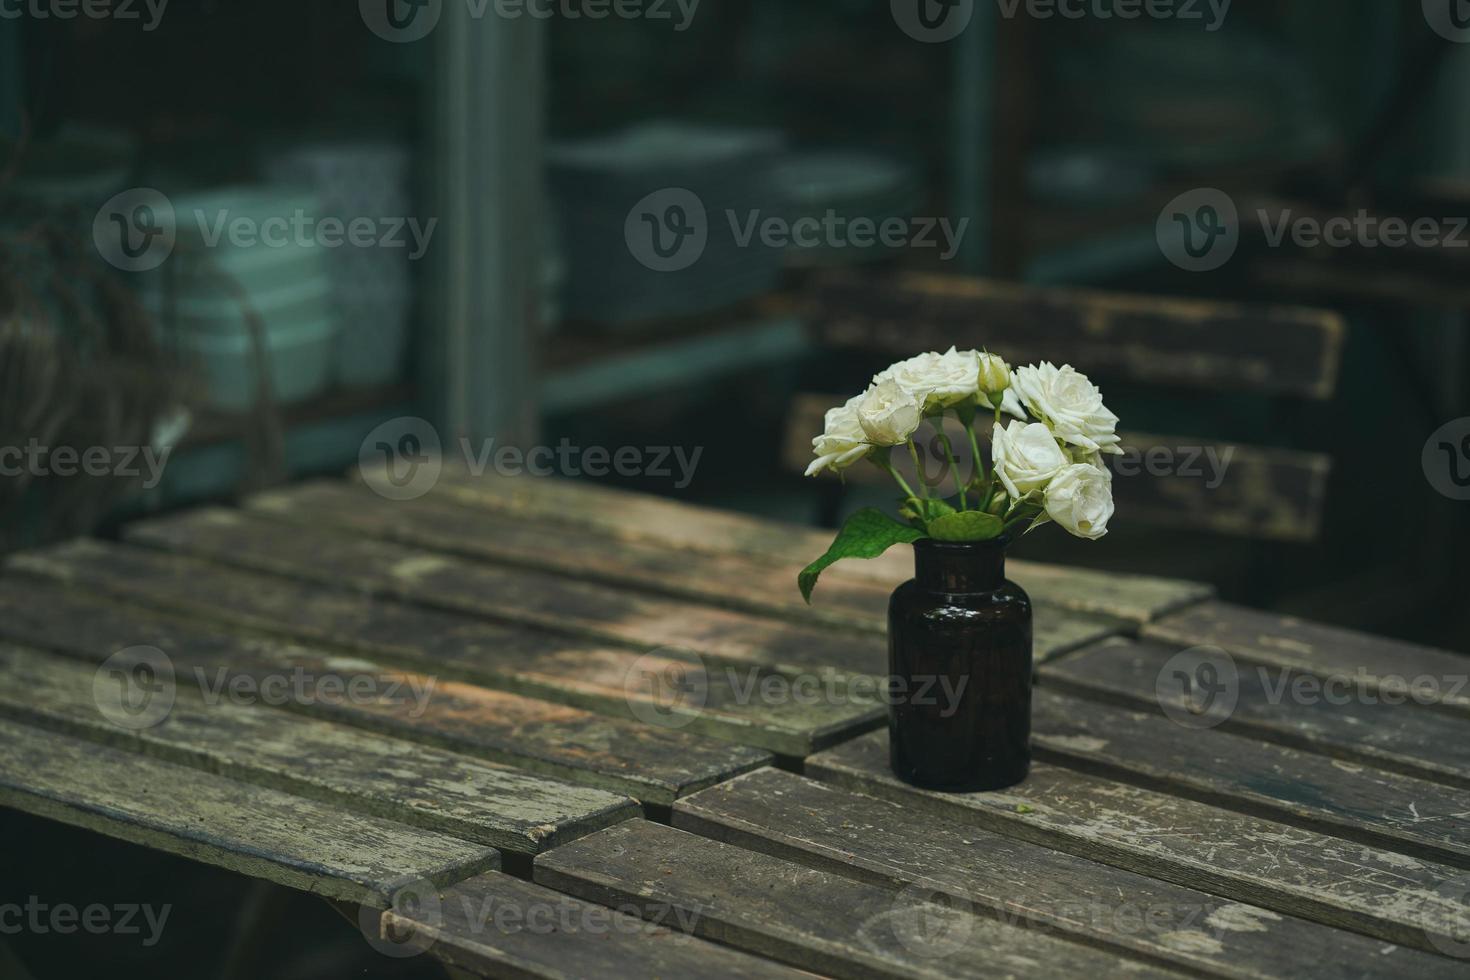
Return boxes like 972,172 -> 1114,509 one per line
888,537 -> 1032,791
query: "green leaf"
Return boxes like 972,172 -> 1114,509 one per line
911,497 -> 955,524
927,511 -> 1005,542
799,508 -> 925,604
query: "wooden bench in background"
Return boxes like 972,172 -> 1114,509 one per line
791,270 -> 1347,543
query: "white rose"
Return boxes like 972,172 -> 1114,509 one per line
857,379 -> 924,446
805,394 -> 871,476
1011,362 -> 1122,455
873,347 -> 979,412
1044,463 -> 1115,540
976,352 -> 1011,408
991,420 -> 1067,501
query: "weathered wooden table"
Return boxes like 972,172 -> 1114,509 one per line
3,472 -> 1468,978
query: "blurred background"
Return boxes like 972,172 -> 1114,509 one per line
1,2 -> 1467,645
4,3 -> 1470,977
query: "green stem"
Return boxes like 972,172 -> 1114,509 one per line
936,429 -> 966,510
965,420 -> 985,486
876,455 -> 919,502
906,440 -> 929,499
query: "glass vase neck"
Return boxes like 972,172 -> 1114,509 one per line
912,538 -> 1007,592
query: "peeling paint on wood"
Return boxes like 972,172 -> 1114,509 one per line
414,468 -> 1212,623
1042,637 -> 1470,789
0,580 -> 770,805
384,871 -> 807,979
1143,602 -> 1470,717
536,820 -> 1185,980
8,539 -> 885,756
0,717 -> 500,906
0,642 -> 638,853
806,732 -> 1470,955
1028,690 -> 1470,867
672,768 -> 1457,980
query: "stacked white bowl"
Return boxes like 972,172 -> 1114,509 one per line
263,140 -> 414,386
141,186 -> 340,412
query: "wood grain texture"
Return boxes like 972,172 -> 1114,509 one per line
1041,637 -> 1470,789
120,507 -> 891,677
9,539 -> 884,756
809,268 -> 1345,399
244,481 -> 1124,658
0,642 -> 638,854
1027,690 -> 1470,867
673,768 -> 1461,980
418,468 -> 1212,624
785,394 -> 1332,542
0,716 -> 500,906
806,733 -> 1470,955
381,871 -> 806,980
535,819 -> 1185,980
0,579 -> 770,805
1143,601 -> 1470,717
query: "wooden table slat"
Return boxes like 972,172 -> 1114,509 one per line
8,539 -> 885,756
806,733 -> 1470,954
248,480 -> 1125,661
535,819 -> 1186,980
121,507 -> 894,677
382,871 -> 807,980
0,716 -> 500,906
1143,600 -> 1470,716
0,580 -> 770,806
1027,690 -> 1470,867
418,468 -> 1212,623
0,642 -> 638,854
1041,637 -> 1470,789
673,768 -> 1462,979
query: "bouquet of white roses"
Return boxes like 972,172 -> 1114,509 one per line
799,348 -> 1121,601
